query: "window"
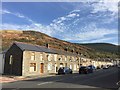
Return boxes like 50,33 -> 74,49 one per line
31,52 -> 35,60
48,54 -> 51,61
74,64 -> 77,70
40,54 -> 42,61
30,63 -> 36,72
54,55 -> 57,61
48,63 -> 52,70
60,63 -> 63,67
69,59 -> 72,62
65,56 -> 67,61
70,65 -> 72,69
9,55 -> 13,65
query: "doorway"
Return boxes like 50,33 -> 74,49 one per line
40,63 -> 44,73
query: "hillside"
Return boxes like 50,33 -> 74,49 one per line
77,43 -> 119,58
1,30 -> 93,58
1,30 -> 119,59
79,43 -> 118,54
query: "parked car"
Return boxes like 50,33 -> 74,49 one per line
79,66 -> 89,74
58,67 -> 72,75
87,65 -> 96,73
102,65 -> 109,69
96,66 -> 101,69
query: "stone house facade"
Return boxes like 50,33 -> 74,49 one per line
4,42 -> 81,76
4,42 -> 114,76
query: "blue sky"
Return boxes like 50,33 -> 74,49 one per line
1,1 -> 118,45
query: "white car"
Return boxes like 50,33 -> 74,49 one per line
102,65 -> 109,69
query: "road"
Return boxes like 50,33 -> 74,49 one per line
2,67 -> 120,90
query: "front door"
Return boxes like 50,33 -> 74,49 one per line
55,64 -> 58,72
40,63 -> 44,73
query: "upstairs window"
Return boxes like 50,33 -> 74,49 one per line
48,54 -> 52,61
31,52 -> 35,60
40,54 -> 43,61
65,56 -> 67,61
54,55 -> 57,61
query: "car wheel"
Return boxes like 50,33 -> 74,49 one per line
85,71 -> 88,74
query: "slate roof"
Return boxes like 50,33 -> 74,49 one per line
14,42 -> 79,56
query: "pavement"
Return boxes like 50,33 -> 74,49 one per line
0,74 -> 56,83
1,67 -> 120,90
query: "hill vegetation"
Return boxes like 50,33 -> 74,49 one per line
1,30 -> 119,59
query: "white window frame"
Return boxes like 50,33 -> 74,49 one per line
31,52 -> 35,60
48,63 -> 52,70
70,65 -> 72,69
40,54 -> 42,61
48,54 -> 51,61
74,64 -> 77,70
65,56 -> 67,61
29,63 -> 36,72
54,54 -> 57,61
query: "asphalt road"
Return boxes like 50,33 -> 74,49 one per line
2,67 -> 120,90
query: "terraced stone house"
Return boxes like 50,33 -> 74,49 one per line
4,42 -> 81,76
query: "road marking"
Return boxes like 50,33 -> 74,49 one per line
38,81 -> 53,85
116,81 -> 120,85
37,79 -> 63,86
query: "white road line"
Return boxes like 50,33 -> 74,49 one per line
37,82 -> 53,85
37,79 -> 63,86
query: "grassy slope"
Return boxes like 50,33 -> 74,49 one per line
2,30 -> 119,59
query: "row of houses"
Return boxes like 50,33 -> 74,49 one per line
2,42 -> 115,76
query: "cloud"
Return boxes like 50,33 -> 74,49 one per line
1,2 -> 118,45
70,9 -> 80,13
1,9 -> 35,23
1,9 -> 54,36
50,11 -> 80,34
67,13 -> 79,18
63,23 -> 118,43
88,0 -> 118,17
1,23 -> 53,36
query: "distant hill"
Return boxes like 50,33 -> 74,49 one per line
78,43 -> 118,54
76,43 -> 119,58
1,30 -> 119,59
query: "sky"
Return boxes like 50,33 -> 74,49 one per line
0,0 -> 119,45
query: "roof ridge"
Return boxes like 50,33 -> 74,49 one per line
13,41 -> 79,56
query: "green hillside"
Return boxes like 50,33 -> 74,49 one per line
79,43 -> 118,54
2,30 -> 119,59
76,43 -> 119,58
